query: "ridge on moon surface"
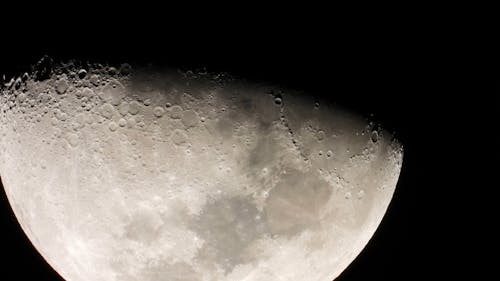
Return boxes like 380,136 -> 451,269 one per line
0,59 -> 403,281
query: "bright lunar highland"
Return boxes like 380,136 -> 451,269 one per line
0,61 -> 403,281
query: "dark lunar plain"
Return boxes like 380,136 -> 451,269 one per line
0,14 -> 490,281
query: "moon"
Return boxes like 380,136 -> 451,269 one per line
0,59 -> 403,281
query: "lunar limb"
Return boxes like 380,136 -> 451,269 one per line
0,61 -> 403,281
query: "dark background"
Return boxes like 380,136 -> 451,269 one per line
0,12 -> 488,281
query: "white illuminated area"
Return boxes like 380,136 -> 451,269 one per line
0,62 -> 402,281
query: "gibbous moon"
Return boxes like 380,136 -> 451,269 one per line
0,60 -> 403,281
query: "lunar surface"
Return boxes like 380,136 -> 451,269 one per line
0,58 -> 403,281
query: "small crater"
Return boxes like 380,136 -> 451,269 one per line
89,74 -> 100,86
274,96 -> 283,106
101,103 -> 115,119
55,79 -> 69,95
118,102 -> 129,116
314,100 -> 320,109
109,121 -> 118,132
153,106 -> 165,118
67,133 -> 79,147
171,129 -> 188,145
119,63 -> 132,75
316,130 -> 325,141
169,105 -> 183,119
357,190 -> 365,199
77,69 -> 87,79
345,192 -> 352,200
118,118 -> 127,127
181,110 -> 199,127
371,130 -> 379,143
128,101 -> 141,115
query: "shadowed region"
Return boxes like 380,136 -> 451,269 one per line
264,169 -> 333,237
190,196 -> 269,273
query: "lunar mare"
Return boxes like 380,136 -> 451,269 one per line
0,62 -> 403,281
